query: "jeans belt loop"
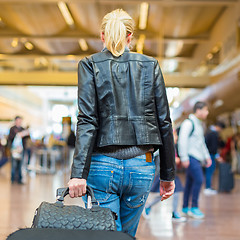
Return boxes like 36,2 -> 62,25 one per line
145,152 -> 152,163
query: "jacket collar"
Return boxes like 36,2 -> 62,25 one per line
101,46 -> 130,53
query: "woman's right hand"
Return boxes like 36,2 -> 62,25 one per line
68,178 -> 87,198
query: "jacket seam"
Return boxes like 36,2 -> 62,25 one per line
90,58 -> 156,64
143,67 -> 149,142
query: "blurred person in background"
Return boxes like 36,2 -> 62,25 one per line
7,116 -> 25,184
67,128 -> 76,168
178,102 -> 211,219
172,129 -> 186,222
68,9 -> 175,237
236,133 -> 240,174
230,133 -> 240,173
204,121 -> 225,195
0,135 -> 9,169
218,135 -> 235,193
22,125 -> 32,168
221,134 -> 239,171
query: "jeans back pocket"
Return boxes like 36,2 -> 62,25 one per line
87,167 -> 114,202
124,172 -> 155,208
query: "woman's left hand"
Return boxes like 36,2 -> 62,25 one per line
159,180 -> 175,201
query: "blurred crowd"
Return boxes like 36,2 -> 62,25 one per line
0,106 -> 240,222
0,115 -> 75,183
143,101 -> 239,222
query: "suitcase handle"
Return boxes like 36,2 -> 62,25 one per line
56,185 -> 99,206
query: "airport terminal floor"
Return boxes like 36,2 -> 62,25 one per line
0,162 -> 240,240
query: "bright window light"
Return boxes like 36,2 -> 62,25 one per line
53,123 -> 62,134
51,104 -> 69,123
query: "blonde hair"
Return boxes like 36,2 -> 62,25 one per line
101,9 -> 134,57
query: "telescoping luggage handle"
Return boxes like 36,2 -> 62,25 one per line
56,185 -> 99,207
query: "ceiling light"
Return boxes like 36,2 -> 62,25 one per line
34,57 -> 48,67
40,57 -> 48,66
78,39 -> 88,51
25,42 -> 34,50
136,34 -> 145,54
165,41 -> 183,57
213,99 -> 224,108
212,46 -> 220,53
173,101 -> 180,108
67,55 -> 75,59
58,2 -> 74,27
0,17 -> 4,25
11,38 -> 19,48
139,2 -> 149,30
207,53 -> 213,60
162,59 -> 178,73
34,58 -> 41,67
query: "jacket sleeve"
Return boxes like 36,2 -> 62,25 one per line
70,57 -> 98,180
154,60 -> 175,181
7,127 -> 16,148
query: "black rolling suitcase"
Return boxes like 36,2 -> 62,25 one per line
218,162 -> 234,192
7,186 -> 135,240
6,228 -> 135,240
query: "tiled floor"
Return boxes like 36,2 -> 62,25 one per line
1,162 -> 240,240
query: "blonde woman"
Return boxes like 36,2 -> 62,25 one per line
68,9 -> 175,236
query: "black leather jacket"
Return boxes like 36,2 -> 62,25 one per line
71,48 -> 175,181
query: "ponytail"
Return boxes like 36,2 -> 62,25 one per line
105,18 -> 126,57
101,9 -> 134,57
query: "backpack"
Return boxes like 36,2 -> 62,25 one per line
186,118 -> 195,137
177,118 -> 195,137
175,118 -> 195,158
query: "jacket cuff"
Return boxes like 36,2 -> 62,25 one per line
160,168 -> 175,181
70,166 -> 89,180
160,179 -> 174,182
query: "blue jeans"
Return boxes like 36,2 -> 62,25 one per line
183,156 -> 203,208
11,157 -> 23,183
83,154 -> 155,237
205,154 -> 216,189
23,148 -> 32,165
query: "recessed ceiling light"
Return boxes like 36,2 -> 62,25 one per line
25,42 -> 34,50
11,38 -> 19,48
78,39 -> 88,51
58,2 -> 74,27
139,2 -> 149,30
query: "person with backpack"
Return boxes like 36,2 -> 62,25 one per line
178,101 -> 211,219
